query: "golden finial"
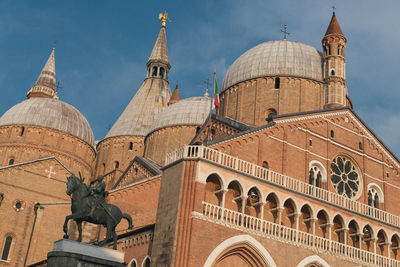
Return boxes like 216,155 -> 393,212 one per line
158,11 -> 170,27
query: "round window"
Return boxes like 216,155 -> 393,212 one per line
13,199 -> 25,212
330,156 -> 361,199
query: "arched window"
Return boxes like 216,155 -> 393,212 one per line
159,67 -> 165,78
211,129 -> 216,140
266,108 -> 277,122
359,142 -> 363,150
128,259 -> 137,267
20,127 -> 24,136
114,161 -> 119,169
245,187 -> 261,218
330,69 -> 335,76
309,166 -> 322,188
1,236 -> 12,261
8,158 -> 14,165
204,174 -> 222,206
142,256 -> 151,267
274,77 -> 280,89
264,193 -> 279,223
151,66 -> 158,77
330,130 -> 334,138
367,184 -> 384,209
262,161 -> 269,168
129,142 -> 133,150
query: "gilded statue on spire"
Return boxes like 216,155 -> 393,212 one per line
158,11 -> 170,27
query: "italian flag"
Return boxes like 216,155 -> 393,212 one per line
214,74 -> 220,112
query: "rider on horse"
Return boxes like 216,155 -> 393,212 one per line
88,175 -> 107,217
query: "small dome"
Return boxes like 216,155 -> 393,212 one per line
222,40 -> 323,91
0,98 -> 95,147
148,96 -> 210,134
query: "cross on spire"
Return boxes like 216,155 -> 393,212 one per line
203,76 -> 211,97
280,24 -> 291,40
332,6 -> 336,15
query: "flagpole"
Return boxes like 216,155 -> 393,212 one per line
205,70 -> 216,145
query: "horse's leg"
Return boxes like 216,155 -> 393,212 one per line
77,221 -> 83,242
112,226 -> 117,250
63,214 -> 74,239
99,223 -> 112,247
63,214 -> 80,239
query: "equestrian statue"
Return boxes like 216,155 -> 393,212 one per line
63,174 -> 133,249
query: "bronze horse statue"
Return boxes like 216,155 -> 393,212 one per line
63,175 -> 133,249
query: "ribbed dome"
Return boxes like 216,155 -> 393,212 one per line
222,40 -> 323,91
148,96 -> 210,134
0,98 -> 95,147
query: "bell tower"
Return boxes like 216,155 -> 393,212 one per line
322,10 -> 349,109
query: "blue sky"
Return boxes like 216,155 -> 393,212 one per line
0,0 -> 400,156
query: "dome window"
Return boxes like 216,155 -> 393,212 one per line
20,126 -> 24,136
330,69 -> 335,76
274,77 -> 280,89
1,236 -> 12,261
114,161 -> 119,169
8,158 -> 14,165
330,130 -> 334,138
129,142 -> 133,150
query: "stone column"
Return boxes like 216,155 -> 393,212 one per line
327,223 -> 333,251
240,196 -> 247,226
291,212 -> 299,242
372,238 -> 377,264
221,189 -> 228,209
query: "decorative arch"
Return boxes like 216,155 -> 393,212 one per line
204,235 -> 277,267
309,160 -> 327,183
141,256 -> 151,267
226,178 -> 245,195
367,183 -> 384,208
127,258 -> 138,267
197,171 -> 225,187
297,255 -> 330,267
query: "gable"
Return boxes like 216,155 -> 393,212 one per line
111,156 -> 162,189
0,156 -> 72,200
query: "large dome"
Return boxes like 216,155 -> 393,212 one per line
222,40 -> 323,91
148,96 -> 210,134
0,98 -> 95,147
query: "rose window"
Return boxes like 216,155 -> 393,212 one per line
330,156 -> 360,199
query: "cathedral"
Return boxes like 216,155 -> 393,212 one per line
0,10 -> 399,267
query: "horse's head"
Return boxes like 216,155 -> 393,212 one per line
66,176 -> 79,195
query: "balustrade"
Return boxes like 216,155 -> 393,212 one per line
165,145 -> 400,228
202,201 -> 399,267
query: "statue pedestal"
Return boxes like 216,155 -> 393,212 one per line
47,239 -> 125,267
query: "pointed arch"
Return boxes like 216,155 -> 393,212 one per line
204,235 -> 277,267
142,256 -> 151,267
297,255 -> 330,267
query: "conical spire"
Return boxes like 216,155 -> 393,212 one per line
27,47 -> 58,99
168,84 -> 180,106
325,12 -> 344,36
148,26 -> 170,66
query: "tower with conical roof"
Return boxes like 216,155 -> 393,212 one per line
95,13 -> 172,177
27,47 -> 58,99
322,11 -> 350,109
